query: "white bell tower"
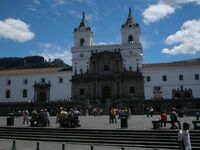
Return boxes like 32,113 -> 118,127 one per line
71,12 -> 94,75
73,12 -> 93,48
121,8 -> 140,44
120,8 -> 142,71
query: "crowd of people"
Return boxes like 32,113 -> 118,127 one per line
56,107 -> 81,128
18,106 -> 195,130
108,107 -> 131,124
29,109 -> 50,127
147,107 -> 181,129
19,107 -> 81,128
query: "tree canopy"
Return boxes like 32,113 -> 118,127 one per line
0,56 -> 70,70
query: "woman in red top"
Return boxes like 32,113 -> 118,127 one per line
160,112 -> 167,127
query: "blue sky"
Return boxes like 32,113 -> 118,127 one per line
0,0 -> 200,65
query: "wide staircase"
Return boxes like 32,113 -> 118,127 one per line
0,127 -> 199,149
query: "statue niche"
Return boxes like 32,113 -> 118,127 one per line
172,86 -> 193,99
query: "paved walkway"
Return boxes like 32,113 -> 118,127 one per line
0,115 -> 196,150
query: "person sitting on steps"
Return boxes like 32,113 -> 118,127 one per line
170,107 -> 181,129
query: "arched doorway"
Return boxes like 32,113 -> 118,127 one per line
102,86 -> 112,105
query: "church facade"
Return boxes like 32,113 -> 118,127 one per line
71,10 -> 144,106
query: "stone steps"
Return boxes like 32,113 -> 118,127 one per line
0,127 -> 199,149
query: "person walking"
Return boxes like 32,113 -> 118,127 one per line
178,122 -> 191,150
149,107 -> 154,117
56,107 -> 63,123
44,109 -> 50,126
22,110 -> 29,125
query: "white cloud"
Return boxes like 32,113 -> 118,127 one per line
160,0 -> 200,5
143,3 -> 176,24
143,0 -> 200,24
37,42 -> 72,65
162,19 -> 200,55
0,18 -> 34,42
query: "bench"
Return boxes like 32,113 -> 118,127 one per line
192,120 -> 200,130
152,120 -> 173,129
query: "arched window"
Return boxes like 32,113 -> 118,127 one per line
6,90 -> 10,98
80,38 -> 84,47
23,89 -> 27,98
128,35 -> 133,43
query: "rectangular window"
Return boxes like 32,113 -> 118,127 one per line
146,76 -> 151,82
104,65 -> 110,72
179,75 -> 183,81
24,79 -> 28,85
130,87 -> 135,94
195,74 -> 199,80
59,77 -> 63,83
163,75 -> 167,81
7,80 -> 11,86
79,88 -> 84,96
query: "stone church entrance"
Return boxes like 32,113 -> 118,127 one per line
102,86 -> 112,105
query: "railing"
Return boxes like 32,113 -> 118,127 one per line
10,140 -> 157,150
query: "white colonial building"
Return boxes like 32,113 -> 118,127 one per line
0,68 -> 72,102
142,61 -> 200,100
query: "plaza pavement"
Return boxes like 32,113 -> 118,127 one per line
0,115 -> 196,150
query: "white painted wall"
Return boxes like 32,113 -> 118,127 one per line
0,71 -> 72,102
142,65 -> 200,100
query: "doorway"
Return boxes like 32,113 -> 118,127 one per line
37,91 -> 47,103
33,82 -> 51,103
102,86 -> 112,104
